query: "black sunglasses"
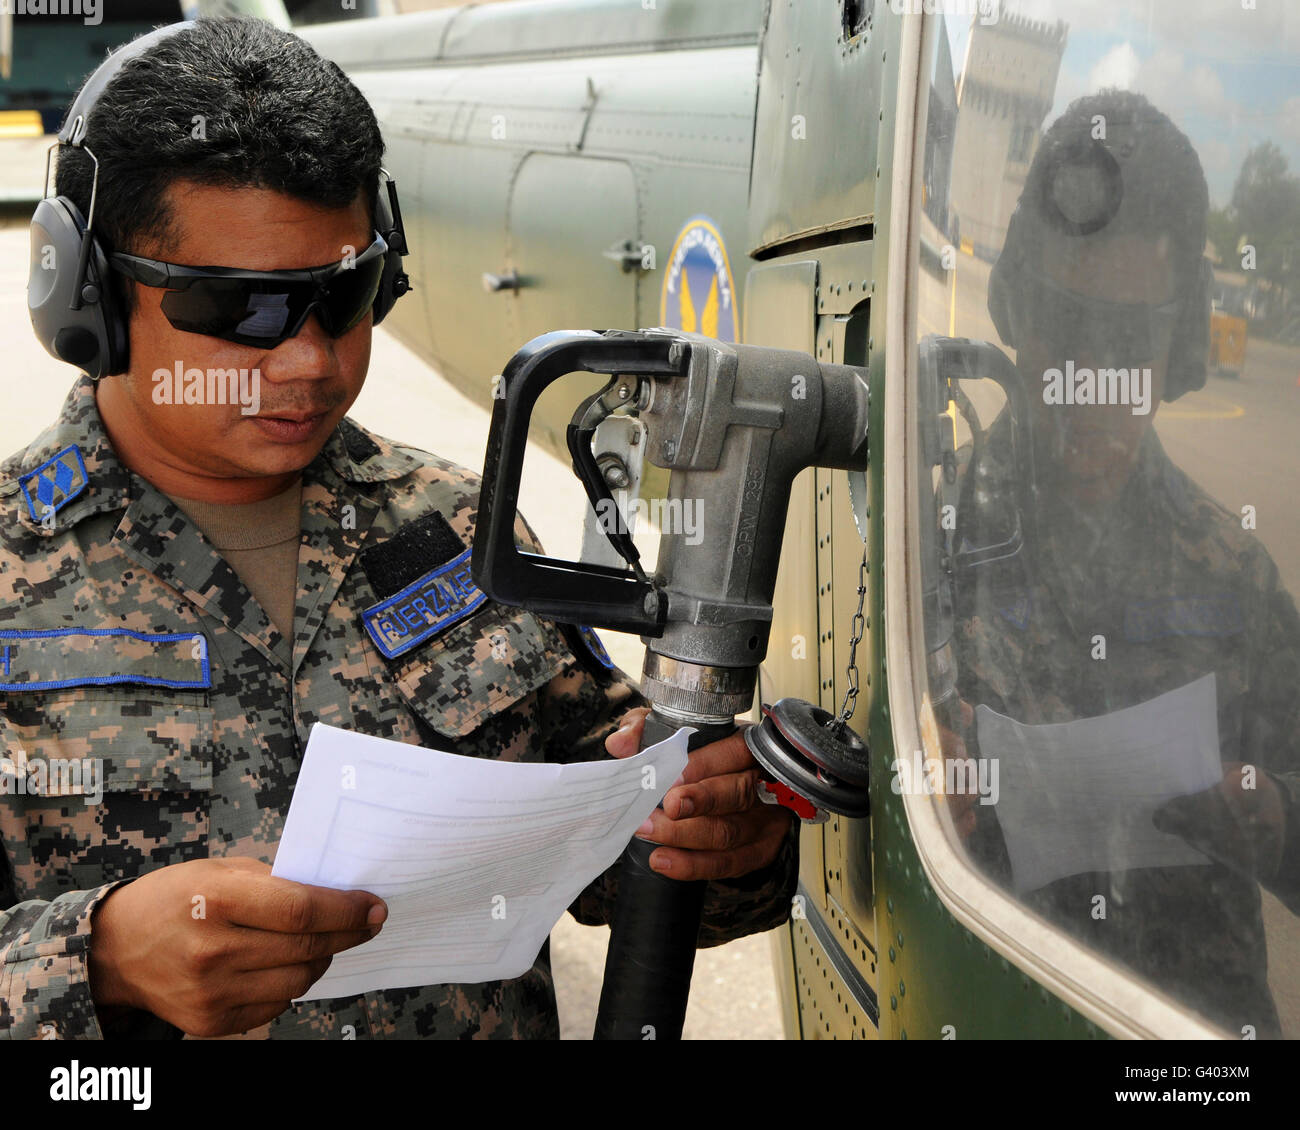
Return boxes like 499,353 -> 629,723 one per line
1010,263 -> 1182,368
109,233 -> 388,349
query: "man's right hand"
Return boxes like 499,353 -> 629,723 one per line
88,857 -> 386,1038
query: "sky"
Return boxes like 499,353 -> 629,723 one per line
940,0 -> 1300,207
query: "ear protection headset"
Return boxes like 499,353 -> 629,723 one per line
987,134 -> 1211,402
28,21 -> 411,380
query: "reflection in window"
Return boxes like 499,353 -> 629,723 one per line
914,3 -> 1300,1039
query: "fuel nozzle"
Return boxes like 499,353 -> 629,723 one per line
473,328 -> 875,1040
474,328 -> 875,817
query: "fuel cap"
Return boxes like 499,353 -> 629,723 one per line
746,698 -> 872,819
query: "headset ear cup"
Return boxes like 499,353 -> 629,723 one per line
373,249 -> 402,326
28,196 -> 126,379
1163,255 -> 1211,401
371,173 -> 409,327
84,222 -> 129,377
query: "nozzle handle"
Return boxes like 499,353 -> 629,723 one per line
472,330 -> 684,634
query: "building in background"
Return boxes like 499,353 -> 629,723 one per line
949,4 -> 1067,260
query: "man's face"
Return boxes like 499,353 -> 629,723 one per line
1015,234 -> 1175,507
96,180 -> 374,502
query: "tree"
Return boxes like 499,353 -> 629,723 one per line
1230,141 -> 1300,318
1207,205 -> 1240,267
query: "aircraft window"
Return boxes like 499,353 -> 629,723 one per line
842,0 -> 873,41
912,1 -> 1300,1039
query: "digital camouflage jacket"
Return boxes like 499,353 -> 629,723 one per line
0,374 -> 797,1040
954,419 -> 1300,1038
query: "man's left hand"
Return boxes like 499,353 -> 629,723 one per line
606,706 -> 794,881
1153,760 -> 1286,881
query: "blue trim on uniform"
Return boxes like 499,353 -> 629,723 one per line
1124,594 -> 1245,642
0,627 -> 211,690
362,548 -> 487,661
18,444 -> 88,522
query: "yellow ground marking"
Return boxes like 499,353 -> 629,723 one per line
0,111 -> 42,139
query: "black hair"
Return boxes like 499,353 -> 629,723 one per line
55,17 -> 385,309
1020,89 -> 1208,290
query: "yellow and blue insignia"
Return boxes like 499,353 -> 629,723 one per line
996,590 -> 1032,630
578,625 -> 613,669
661,215 -> 740,342
19,445 -> 88,522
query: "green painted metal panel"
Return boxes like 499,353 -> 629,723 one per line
300,0 -> 765,70
749,0 -> 883,256
334,39 -> 757,449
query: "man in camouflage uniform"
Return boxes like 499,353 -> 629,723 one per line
0,19 -> 796,1040
942,91 -> 1300,1037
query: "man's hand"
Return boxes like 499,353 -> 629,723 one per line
1153,761 -> 1287,881
605,706 -> 793,881
89,857 -> 386,1038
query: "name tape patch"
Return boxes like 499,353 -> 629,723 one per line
362,547 -> 487,660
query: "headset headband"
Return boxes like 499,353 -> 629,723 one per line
49,23 -> 194,313
30,18 -> 410,379
58,22 -> 193,149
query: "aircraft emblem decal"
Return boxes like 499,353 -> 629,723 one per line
660,215 -> 739,342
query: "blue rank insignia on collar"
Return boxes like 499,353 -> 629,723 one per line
19,445 -> 88,523
361,547 -> 487,660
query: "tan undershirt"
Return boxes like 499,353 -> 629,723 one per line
164,478 -> 303,640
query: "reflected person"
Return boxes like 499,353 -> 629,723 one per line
943,90 -> 1300,1038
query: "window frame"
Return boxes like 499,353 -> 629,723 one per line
881,8 -> 1228,1041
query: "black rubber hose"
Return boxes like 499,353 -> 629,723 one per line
593,711 -> 736,1040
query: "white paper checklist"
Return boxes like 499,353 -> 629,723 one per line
272,721 -> 691,999
977,673 -> 1223,894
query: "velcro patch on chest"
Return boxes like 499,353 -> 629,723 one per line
359,510 -> 487,660
0,627 -> 211,691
